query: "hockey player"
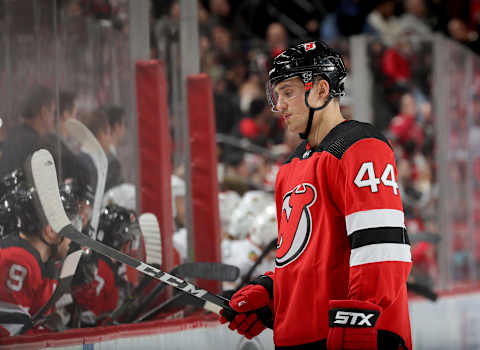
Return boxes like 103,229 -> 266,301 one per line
71,204 -> 138,325
0,174 -> 78,336
223,201 -> 277,289
220,41 -> 412,350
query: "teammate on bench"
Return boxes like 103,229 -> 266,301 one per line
0,170 -> 78,335
71,204 -> 138,326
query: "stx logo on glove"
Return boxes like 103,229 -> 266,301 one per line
329,309 -> 380,328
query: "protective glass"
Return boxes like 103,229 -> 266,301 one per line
71,214 -> 83,232
266,77 -> 304,112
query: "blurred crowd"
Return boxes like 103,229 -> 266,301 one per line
150,0 -> 450,289
2,0 -> 480,338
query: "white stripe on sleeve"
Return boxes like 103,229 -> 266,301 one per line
345,209 -> 405,236
0,301 -> 30,315
350,243 -> 411,267
1,323 -> 24,336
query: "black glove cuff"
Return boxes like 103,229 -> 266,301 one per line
250,274 -> 274,300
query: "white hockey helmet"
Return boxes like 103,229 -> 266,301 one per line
218,190 -> 241,233
250,203 -> 278,247
171,175 -> 186,218
228,191 -> 273,239
102,183 -> 136,211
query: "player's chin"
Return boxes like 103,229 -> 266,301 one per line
287,120 -> 306,134
56,241 -> 72,260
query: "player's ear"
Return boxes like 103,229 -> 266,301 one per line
310,79 -> 330,107
43,224 -> 58,244
315,79 -> 330,100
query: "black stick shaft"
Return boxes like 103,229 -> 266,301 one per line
59,225 -> 232,312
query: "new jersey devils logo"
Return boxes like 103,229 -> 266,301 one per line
276,183 -> 317,267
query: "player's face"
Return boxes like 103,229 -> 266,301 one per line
273,77 -> 309,133
56,236 -> 72,260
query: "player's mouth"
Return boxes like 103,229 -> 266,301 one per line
281,114 -> 291,121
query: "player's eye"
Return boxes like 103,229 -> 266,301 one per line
284,90 -> 294,98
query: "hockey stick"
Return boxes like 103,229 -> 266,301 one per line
28,149 -> 272,327
124,262 -> 240,323
103,213 -> 163,323
65,119 -> 108,239
133,293 -> 185,323
407,281 -> 438,301
106,263 -> 163,324
19,250 -> 83,333
31,119 -> 109,329
139,213 -> 162,266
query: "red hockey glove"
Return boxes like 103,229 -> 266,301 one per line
219,274 -> 274,339
327,300 -> 382,350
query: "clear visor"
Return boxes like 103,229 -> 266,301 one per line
266,76 -> 304,112
70,214 -> 83,231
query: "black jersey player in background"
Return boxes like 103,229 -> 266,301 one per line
220,41 -> 412,350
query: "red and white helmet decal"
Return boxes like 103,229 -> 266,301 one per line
304,42 -> 316,51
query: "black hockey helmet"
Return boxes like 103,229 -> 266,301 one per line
266,41 -> 347,139
0,170 -> 36,236
63,176 -> 94,207
97,204 -> 138,250
0,169 -> 79,237
0,168 -> 26,196
0,192 -> 19,237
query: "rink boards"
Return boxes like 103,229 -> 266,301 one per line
3,289 -> 480,350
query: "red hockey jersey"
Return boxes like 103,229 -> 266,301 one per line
0,235 -> 57,336
72,254 -> 119,317
273,120 -> 412,348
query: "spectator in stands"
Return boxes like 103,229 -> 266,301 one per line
152,0 -> 180,61
0,84 -> 55,177
43,90 -> 82,182
320,0 -> 371,42
381,35 -> 413,90
211,24 -> 237,66
265,22 -> 289,58
206,0 -> 233,29
77,109 -> 112,191
102,105 -> 126,191
238,71 -> 264,115
388,92 -> 424,149
214,77 -> 242,135
397,0 -> 434,40
366,0 -> 401,46
447,17 -> 480,54
233,98 -> 278,147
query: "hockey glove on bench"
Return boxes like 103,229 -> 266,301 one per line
327,300 -> 381,350
219,273 -> 274,339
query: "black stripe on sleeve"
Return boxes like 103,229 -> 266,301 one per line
0,311 -> 32,327
349,227 -> 410,249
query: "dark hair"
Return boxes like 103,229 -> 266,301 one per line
79,109 -> 109,137
22,84 -> 54,120
59,91 -> 76,116
101,105 -> 125,129
249,98 -> 266,117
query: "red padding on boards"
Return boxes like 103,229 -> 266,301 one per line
136,60 -> 174,272
187,74 -> 222,294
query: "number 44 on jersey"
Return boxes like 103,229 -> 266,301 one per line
354,162 -> 399,195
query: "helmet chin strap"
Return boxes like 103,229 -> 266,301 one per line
299,89 -> 333,140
